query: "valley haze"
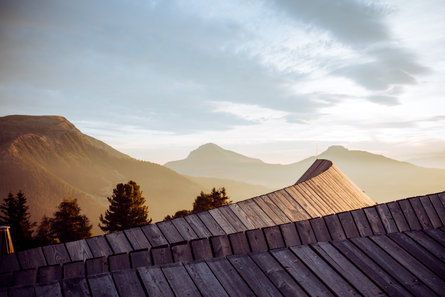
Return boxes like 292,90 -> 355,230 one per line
1,115 -> 445,235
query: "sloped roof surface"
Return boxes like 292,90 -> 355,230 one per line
1,159 -> 445,296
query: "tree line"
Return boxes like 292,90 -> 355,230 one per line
0,181 -> 231,251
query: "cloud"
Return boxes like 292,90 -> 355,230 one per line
273,0 -> 390,46
367,95 -> 399,106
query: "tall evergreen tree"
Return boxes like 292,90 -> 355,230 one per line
192,187 -> 231,213
0,191 -> 36,250
34,215 -> 56,246
99,180 -> 151,232
51,198 -> 92,242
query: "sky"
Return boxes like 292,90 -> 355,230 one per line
1,0 -> 444,165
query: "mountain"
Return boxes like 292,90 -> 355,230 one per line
0,116 -> 270,233
165,143 -> 445,203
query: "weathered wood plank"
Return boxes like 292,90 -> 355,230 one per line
284,186 -> 321,217
156,220 -> 184,244
255,196 -> 291,225
264,226 -> 285,250
172,217 -> 199,241
228,254 -> 283,297
310,217 -> 331,242
86,236 -> 113,257
389,232 -> 445,278
276,189 -> 312,220
88,273 -> 119,297
106,231 -> 133,254
210,235 -> 232,257
8,285 -> 36,297
185,214 -> 213,238
137,266 -> 175,297
313,242 -> 386,297
271,248 -> 334,297
191,239 -> 213,260
65,239 -> 93,261
108,253 -> 130,271
209,208 -> 237,234
398,199 -> 422,231
62,277 -> 91,297
429,194 -> 445,225
250,252 -> 308,297
352,237 -> 436,297
228,203 -> 256,230
238,200 -> 274,228
123,227 -> 152,250
162,263 -> 201,297
13,269 -> 37,285
17,247 -> 47,269
419,196 -> 442,228
424,228 -> 445,247
35,281 -> 63,297
229,232 -> 250,255
332,239 -> 413,297
350,209 -> 373,236
406,230 -> 445,262
371,234 -> 445,296
376,204 -> 399,234
363,207 -> 386,235
129,250 -> 151,268
0,272 -> 12,287
112,269 -> 146,297
337,212 -> 359,238
295,220 -> 316,245
266,192 -> 301,221
0,254 -> 20,273
387,201 -> 410,232
246,229 -> 268,252
206,257 -> 255,297
86,256 -> 108,275
63,261 -> 85,279
151,246 -> 173,265
42,244 -> 71,265
280,223 -> 301,247
291,245 -> 360,296
324,213 -> 347,241
38,265 -> 62,283
141,224 -> 168,247
197,211 -> 225,236
218,205 -> 247,232
172,243 -> 193,263
409,197 -> 433,229
184,260 -> 229,297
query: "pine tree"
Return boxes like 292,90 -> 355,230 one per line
34,216 -> 56,246
50,198 -> 92,242
192,187 -> 231,213
164,209 -> 191,220
99,180 -> 151,232
0,191 -> 36,250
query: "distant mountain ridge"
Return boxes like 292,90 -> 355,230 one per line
165,143 -> 445,203
0,115 -> 270,233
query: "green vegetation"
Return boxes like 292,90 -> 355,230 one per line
0,191 -> 36,251
50,198 -> 93,242
164,187 -> 232,220
99,180 -> 151,232
0,191 -> 92,250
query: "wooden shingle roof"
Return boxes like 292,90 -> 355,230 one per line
1,159 -> 445,296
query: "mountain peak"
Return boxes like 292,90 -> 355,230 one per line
182,143 -> 263,164
325,145 -> 349,153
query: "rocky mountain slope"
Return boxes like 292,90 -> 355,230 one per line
0,116 -> 269,233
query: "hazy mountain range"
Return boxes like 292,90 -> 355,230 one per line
2,115 -> 444,235
0,115 -> 269,233
165,143 -> 445,203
